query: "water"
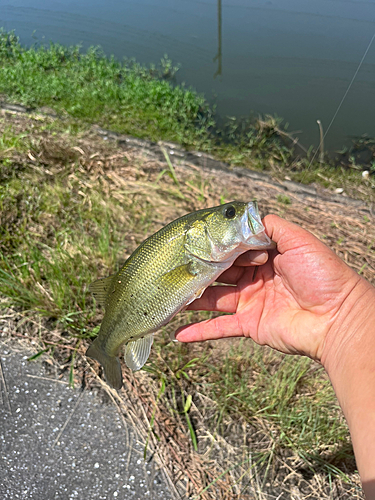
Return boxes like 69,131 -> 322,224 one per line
1,0 -> 375,149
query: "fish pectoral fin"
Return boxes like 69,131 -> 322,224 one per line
159,262 -> 198,287
89,274 -> 116,308
124,334 -> 154,371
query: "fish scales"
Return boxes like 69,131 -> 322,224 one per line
86,201 -> 275,389
99,214 -> 214,346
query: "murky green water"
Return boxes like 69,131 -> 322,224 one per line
1,0 -> 375,149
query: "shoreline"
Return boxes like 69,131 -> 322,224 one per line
0,29 -> 374,200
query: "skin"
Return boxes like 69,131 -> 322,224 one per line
176,214 -> 375,499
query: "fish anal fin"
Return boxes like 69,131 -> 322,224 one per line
89,274 -> 116,308
124,334 -> 154,371
86,339 -> 123,390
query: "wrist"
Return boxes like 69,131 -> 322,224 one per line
321,273 -> 375,423
321,276 -> 375,484
321,275 -> 375,378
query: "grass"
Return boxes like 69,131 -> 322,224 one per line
1,29 -> 375,203
0,112 -> 367,499
0,30 -> 214,149
149,330 -> 351,463
1,29 -> 373,497
0,167 -> 117,318
276,194 -> 291,205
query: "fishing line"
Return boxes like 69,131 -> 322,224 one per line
307,31 -> 375,170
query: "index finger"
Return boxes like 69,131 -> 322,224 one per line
175,313 -> 245,343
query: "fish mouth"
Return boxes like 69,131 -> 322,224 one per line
243,201 -> 277,250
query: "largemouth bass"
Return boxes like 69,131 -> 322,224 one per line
86,201 -> 275,389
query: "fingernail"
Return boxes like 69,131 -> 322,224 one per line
250,251 -> 268,264
170,331 -> 179,343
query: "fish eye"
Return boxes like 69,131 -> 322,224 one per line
224,206 -> 236,219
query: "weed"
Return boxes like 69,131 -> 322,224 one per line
157,147 -> 184,199
276,194 -> 291,205
359,263 -> 367,275
0,30 -> 214,150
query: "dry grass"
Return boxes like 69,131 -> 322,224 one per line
1,108 -> 374,499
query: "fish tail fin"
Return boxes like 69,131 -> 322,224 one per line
86,339 -> 123,390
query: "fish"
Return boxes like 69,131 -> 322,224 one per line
86,201 -> 275,389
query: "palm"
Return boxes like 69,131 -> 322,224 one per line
176,215 -> 360,360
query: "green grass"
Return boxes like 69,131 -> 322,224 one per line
0,30 -> 214,149
0,150 -> 125,330
149,332 -> 350,463
207,344 -> 345,450
276,194 -> 291,205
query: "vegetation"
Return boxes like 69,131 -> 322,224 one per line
0,30 -> 214,148
0,112 -> 369,498
0,29 -> 374,202
1,30 -> 373,498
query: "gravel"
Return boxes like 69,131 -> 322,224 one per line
0,341 -> 173,500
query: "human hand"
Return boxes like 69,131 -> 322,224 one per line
177,213 -> 375,494
176,214 -> 370,364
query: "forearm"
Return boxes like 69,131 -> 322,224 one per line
322,278 -> 375,498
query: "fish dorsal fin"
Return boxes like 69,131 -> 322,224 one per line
89,274 -> 116,308
124,334 -> 154,371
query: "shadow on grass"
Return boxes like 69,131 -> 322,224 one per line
297,442 -> 357,480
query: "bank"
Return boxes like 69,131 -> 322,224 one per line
0,29 -> 374,204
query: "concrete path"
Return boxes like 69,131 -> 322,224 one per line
0,340 -> 173,500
